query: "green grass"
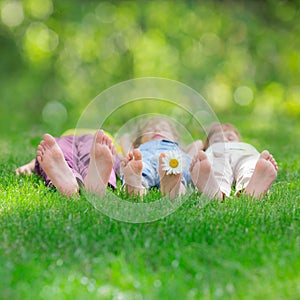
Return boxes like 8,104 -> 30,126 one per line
1,118 -> 300,300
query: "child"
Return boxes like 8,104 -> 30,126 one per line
121,116 -> 193,199
190,122 -> 278,200
15,130 -> 118,198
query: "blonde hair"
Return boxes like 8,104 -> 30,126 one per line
132,116 -> 179,148
203,122 -> 242,150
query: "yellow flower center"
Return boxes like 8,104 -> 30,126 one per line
169,158 -> 179,168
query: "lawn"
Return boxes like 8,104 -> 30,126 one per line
1,0 -> 300,298
0,115 -> 299,300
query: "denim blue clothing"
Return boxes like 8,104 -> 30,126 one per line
138,140 -> 192,189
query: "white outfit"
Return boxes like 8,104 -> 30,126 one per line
205,142 -> 260,197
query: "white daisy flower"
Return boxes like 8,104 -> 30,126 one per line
161,151 -> 183,175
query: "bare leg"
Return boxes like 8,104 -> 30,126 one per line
158,153 -> 185,199
84,130 -> 115,197
36,134 -> 79,197
244,150 -> 278,199
121,149 -> 146,196
190,150 -> 223,200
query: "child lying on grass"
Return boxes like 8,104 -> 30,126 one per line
190,122 -> 278,200
120,116 -> 195,199
15,130 -> 119,198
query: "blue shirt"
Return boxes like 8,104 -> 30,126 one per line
138,140 -> 192,188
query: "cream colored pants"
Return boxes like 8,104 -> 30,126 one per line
206,142 -> 260,197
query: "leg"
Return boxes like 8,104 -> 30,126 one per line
36,134 -> 79,197
121,149 -> 146,197
158,153 -> 185,199
190,150 -> 223,200
84,131 -> 115,197
244,150 -> 278,199
75,134 -> 117,189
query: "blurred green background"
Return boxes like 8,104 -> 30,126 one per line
0,0 -> 300,139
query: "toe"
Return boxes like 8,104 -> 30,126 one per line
198,150 -> 207,161
260,150 -> 270,160
44,134 -> 56,146
133,149 -> 142,160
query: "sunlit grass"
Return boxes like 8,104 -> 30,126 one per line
1,0 -> 299,297
0,118 -> 299,300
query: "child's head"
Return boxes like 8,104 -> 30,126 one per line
132,116 -> 179,148
203,122 -> 242,150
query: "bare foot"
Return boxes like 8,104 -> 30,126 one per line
190,150 -> 223,200
37,134 -> 79,197
121,149 -> 146,196
84,130 -> 115,197
244,150 -> 278,199
158,153 -> 185,199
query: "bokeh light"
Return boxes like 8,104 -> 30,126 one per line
95,1 -> 116,23
26,0 -> 53,19
42,101 -> 68,128
1,1 -> 24,27
234,86 -> 254,106
1,0 -> 299,135
205,80 -> 232,111
23,22 -> 59,60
